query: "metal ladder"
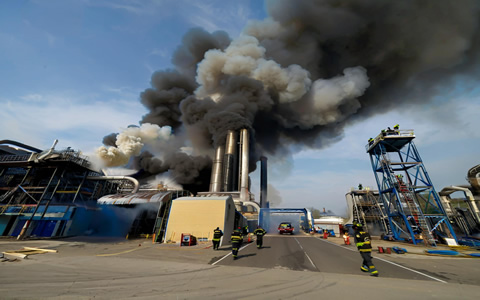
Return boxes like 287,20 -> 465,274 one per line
396,177 -> 435,245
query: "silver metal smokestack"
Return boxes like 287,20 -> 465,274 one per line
209,144 -> 224,192
260,156 -> 268,208
239,128 -> 249,201
223,130 -> 238,192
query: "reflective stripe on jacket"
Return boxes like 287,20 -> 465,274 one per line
355,231 -> 372,252
253,229 -> 266,236
213,229 -> 223,239
231,235 -> 243,243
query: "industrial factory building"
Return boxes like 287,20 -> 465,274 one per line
0,128 -> 265,242
0,140 -> 128,238
3,126 -> 478,249
0,140 -> 191,239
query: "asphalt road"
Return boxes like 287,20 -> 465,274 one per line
213,235 -> 475,283
1,236 -> 480,299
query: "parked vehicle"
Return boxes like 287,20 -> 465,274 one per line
278,222 -> 294,235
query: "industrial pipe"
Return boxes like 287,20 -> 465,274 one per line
87,176 -> 140,194
467,164 -> 480,192
239,129 -> 249,202
209,144 -> 225,192
451,186 -> 480,225
223,130 -> 237,192
36,139 -> 58,161
260,156 -> 268,208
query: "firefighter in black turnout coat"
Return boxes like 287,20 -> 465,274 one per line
231,228 -> 243,259
212,227 -> 223,250
353,223 -> 379,276
253,226 -> 267,249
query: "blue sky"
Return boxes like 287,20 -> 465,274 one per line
1,1 -> 479,216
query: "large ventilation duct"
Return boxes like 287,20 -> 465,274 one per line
209,144 -> 224,192
223,130 -> 238,192
260,156 -> 268,208
239,128 -> 249,202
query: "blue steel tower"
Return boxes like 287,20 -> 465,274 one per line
366,128 -> 457,246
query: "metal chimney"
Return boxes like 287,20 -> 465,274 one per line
260,156 -> 268,208
209,144 -> 224,192
223,130 -> 238,192
239,128 -> 249,201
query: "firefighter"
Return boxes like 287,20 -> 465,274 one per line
352,223 -> 378,276
394,124 -> 400,134
368,138 -> 374,145
212,227 -> 223,250
253,226 -> 267,249
231,228 -> 243,259
343,232 -> 351,245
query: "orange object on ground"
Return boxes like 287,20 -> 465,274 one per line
343,235 -> 350,245
323,231 -> 328,239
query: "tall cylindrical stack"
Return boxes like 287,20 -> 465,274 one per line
223,130 -> 238,192
209,144 -> 224,192
239,129 -> 249,202
260,156 -> 268,208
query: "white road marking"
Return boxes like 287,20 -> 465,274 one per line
211,243 -> 252,265
294,237 -> 317,270
314,237 -> 447,283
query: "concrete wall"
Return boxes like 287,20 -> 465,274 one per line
165,196 -> 235,246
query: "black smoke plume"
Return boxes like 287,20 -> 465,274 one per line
100,0 -> 480,193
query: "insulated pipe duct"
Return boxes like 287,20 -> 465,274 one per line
467,164 -> 480,192
260,156 -> 268,208
233,200 -> 261,213
36,139 -> 58,161
443,186 -> 480,225
239,129 -> 249,202
209,144 -> 225,192
87,176 -> 140,193
344,192 -> 355,225
223,130 -> 238,192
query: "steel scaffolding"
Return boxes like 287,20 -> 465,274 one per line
349,188 -> 389,234
366,129 -> 457,246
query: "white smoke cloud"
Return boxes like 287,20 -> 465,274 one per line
297,66 -> 370,127
96,123 -> 172,167
195,34 -> 311,103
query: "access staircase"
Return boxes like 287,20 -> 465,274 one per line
367,128 -> 457,246
395,176 -> 435,246
154,198 -> 172,243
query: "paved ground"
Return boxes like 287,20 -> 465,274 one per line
1,234 -> 479,299
216,235 -> 480,286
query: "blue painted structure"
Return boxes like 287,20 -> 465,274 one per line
366,129 -> 457,246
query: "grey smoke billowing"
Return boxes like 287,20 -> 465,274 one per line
267,183 -> 283,207
101,0 -> 480,192
102,133 -> 117,147
134,151 -> 212,192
